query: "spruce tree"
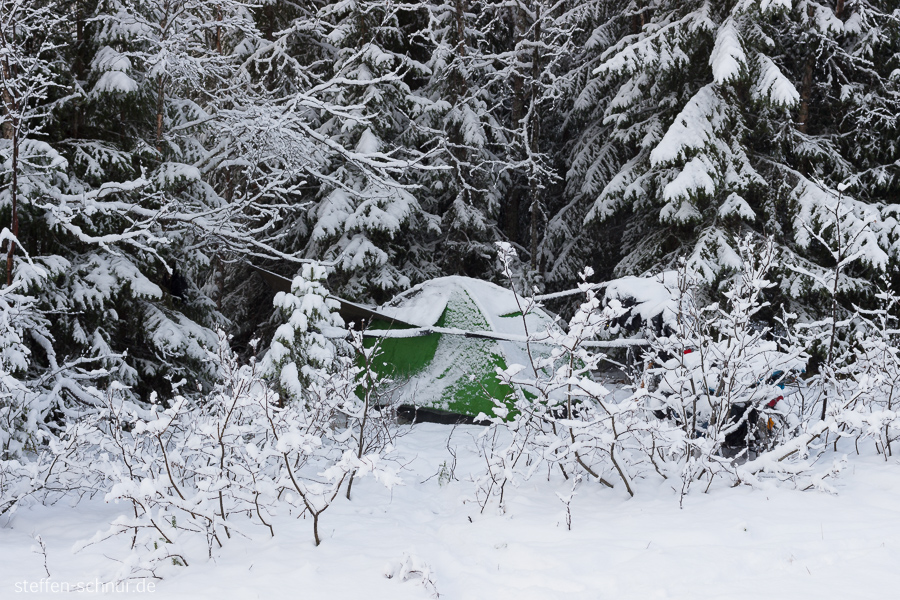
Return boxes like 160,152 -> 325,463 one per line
562,0 -> 900,309
410,0 -> 510,279
293,0 -> 438,303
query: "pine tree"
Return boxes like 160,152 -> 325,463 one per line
265,263 -> 348,400
0,0 -> 110,425
409,0 -> 510,279
290,0 -> 440,303
36,0 -> 267,398
545,0 -> 624,286
563,0 -> 900,310
4,0 -> 301,403
483,0 -> 577,284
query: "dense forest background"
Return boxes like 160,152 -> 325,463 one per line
2,0 -> 900,405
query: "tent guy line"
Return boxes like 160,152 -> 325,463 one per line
361,325 -> 648,346
247,262 -> 648,347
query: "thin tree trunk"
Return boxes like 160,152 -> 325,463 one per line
156,75 -> 165,153
72,1 -> 86,139
453,0 -> 466,58
1,22 -> 18,286
6,128 -> 17,286
822,201 -> 843,421
506,84 -> 524,242
798,5 -> 814,134
155,4 -> 169,153
216,254 -> 224,312
0,44 -> 12,142
505,7 -> 526,244
529,8 -> 541,274
216,6 -> 223,54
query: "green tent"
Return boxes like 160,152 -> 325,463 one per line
251,266 -> 557,420
366,277 -> 557,420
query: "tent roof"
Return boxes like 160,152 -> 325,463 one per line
380,276 -> 555,333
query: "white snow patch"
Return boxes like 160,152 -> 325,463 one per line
753,55 -> 800,107
3,428 -> 898,600
718,192 -> 757,221
662,155 -> 717,205
710,19 -> 746,84
650,85 -> 724,166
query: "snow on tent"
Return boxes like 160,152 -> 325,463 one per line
366,277 -> 558,421
250,266 -> 558,420
252,265 -> 669,419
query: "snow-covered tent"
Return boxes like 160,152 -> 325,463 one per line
253,266 -> 559,419
370,277 -> 558,420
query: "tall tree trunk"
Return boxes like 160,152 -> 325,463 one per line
0,82 -> 13,141
0,18 -> 15,142
216,5 -> 223,54
156,75 -> 165,153
798,59 -> 813,134
822,202 -> 843,422
155,3 -> 169,154
1,21 -> 19,286
5,127 -> 17,287
529,7 -> 541,273
506,83 -> 524,242
215,253 -> 224,312
72,1 -> 85,139
798,5 -> 814,134
505,7 -> 526,244
453,0 -> 466,58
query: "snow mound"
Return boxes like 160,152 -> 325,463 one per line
604,271 -> 683,334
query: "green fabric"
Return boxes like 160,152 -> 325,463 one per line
434,290 -> 513,417
366,321 -> 441,379
365,290 -> 514,418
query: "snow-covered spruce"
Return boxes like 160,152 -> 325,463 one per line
559,0 -> 900,316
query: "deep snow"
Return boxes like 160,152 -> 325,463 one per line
1,423 -> 898,599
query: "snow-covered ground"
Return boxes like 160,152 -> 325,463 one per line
2,423 -> 898,599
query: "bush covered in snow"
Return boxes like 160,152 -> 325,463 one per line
3,233 -> 900,583
1,267 -> 402,581
474,236 -> 900,515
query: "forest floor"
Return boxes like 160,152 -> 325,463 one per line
1,422 -> 898,599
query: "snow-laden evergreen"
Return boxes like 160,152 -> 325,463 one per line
285,0 -> 439,302
410,0 -> 510,279
3,1 -> 900,592
562,0 -> 900,311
